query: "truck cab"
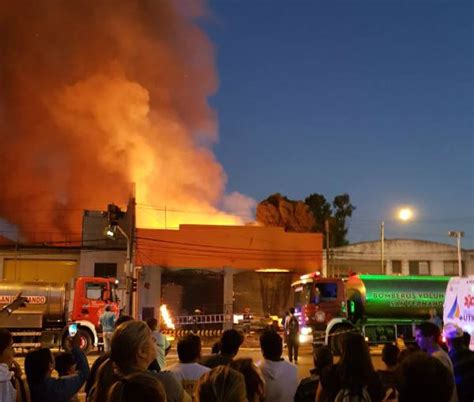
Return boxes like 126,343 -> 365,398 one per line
69,276 -> 120,352
292,273 -> 346,339
71,276 -> 119,326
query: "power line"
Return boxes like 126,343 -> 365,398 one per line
136,245 -> 321,261
136,236 -> 323,255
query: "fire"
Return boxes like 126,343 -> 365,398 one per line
160,304 -> 175,330
0,0 -> 255,240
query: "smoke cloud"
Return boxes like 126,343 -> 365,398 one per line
0,0 -> 253,240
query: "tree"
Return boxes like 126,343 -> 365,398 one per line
332,193 -> 355,246
304,193 -> 355,247
304,193 -> 331,234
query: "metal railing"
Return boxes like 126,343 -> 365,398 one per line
173,314 -> 224,326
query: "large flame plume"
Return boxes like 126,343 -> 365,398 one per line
0,0 -> 254,240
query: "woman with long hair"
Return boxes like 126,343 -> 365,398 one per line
196,365 -> 247,402
107,371 -> 166,402
316,333 -> 384,402
91,320 -> 189,402
230,358 -> 265,402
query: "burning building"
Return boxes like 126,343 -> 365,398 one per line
0,0 -> 254,243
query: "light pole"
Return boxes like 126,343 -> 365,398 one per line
380,221 -> 385,274
105,224 -> 133,315
116,225 -> 131,277
448,231 -> 464,276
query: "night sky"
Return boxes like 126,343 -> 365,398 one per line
205,1 -> 473,247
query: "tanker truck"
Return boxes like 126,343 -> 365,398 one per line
291,272 -> 449,353
0,276 -> 120,353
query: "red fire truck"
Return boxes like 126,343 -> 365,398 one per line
0,276 -> 120,352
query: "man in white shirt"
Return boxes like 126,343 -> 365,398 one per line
147,317 -> 171,370
168,334 -> 210,397
257,329 -> 298,402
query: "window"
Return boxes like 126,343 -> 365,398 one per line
86,282 -> 105,300
94,263 -> 117,278
293,283 -> 311,308
444,261 -> 464,276
409,261 -> 430,275
391,260 -> 402,274
315,283 -> 338,301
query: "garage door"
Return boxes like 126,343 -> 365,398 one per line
3,259 -> 78,283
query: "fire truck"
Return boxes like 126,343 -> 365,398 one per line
0,276 -> 120,352
291,272 -> 450,353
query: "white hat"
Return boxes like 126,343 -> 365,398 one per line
443,323 -> 463,339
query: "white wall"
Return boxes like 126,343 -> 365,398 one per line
325,239 -> 473,276
78,249 -> 127,279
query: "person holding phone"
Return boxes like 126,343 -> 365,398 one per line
25,332 -> 90,402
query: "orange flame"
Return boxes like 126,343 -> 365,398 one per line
160,304 -> 175,330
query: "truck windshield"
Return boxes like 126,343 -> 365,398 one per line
314,283 -> 338,302
110,284 -> 118,302
293,283 -> 312,308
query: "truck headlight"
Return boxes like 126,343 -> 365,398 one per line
301,327 -> 312,335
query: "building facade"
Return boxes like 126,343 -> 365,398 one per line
324,239 -> 474,277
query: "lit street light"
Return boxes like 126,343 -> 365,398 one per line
104,223 -> 133,315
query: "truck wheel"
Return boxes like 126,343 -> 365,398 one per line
77,328 -> 92,354
329,325 -> 353,355
63,328 -> 93,354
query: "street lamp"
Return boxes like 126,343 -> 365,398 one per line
105,223 -> 133,314
448,231 -> 464,276
104,224 -> 131,276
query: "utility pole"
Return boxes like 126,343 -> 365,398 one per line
104,203 -> 134,316
325,219 -> 331,277
448,231 -> 464,276
380,221 -> 385,274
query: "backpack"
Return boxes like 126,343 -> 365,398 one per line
334,386 -> 372,402
287,315 -> 299,335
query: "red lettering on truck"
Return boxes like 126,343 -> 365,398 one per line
0,295 -> 46,304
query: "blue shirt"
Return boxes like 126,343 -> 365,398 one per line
100,311 -> 116,332
30,348 -> 89,402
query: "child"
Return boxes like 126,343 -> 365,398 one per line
54,352 -> 79,402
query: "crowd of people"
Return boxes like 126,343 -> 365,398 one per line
0,314 -> 473,402
311,321 -> 474,402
